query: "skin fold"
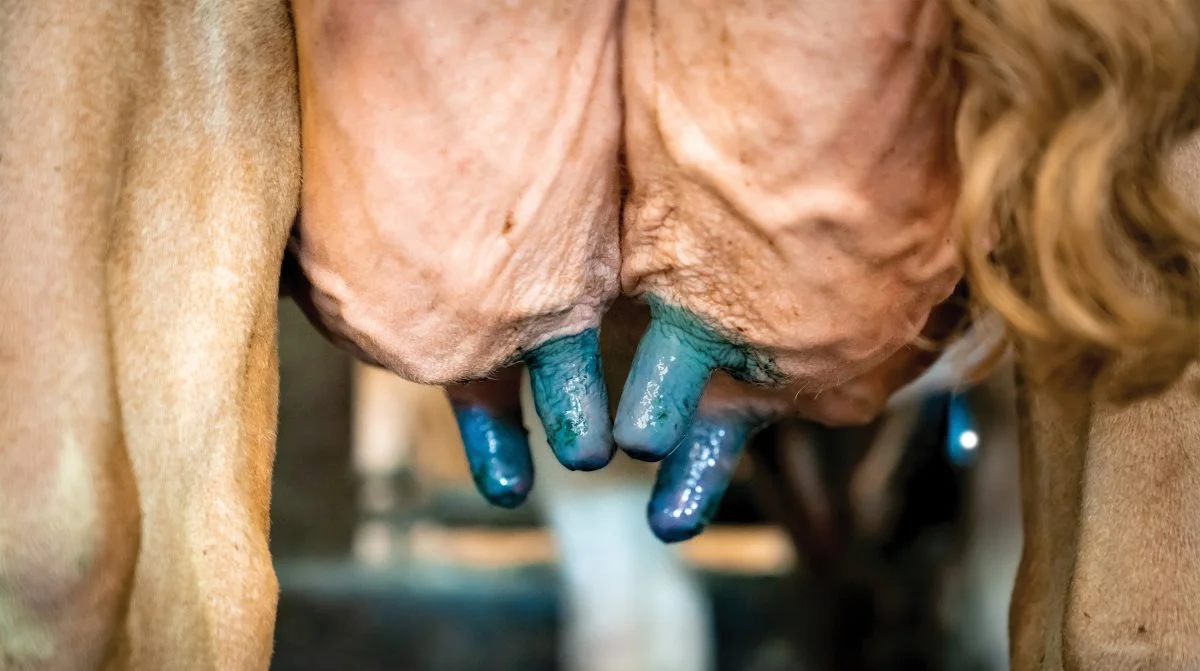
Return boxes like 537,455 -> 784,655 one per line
617,0 -> 962,460
13,2 -> 1199,669
287,0 -> 964,513
286,0 -> 625,505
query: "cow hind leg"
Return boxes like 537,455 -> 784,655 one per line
0,2 -> 146,667
1055,116 -> 1200,671
1060,362 -> 1200,671
103,2 -> 301,668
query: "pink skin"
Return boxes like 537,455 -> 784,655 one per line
288,0 -> 957,391
621,0 -> 961,388
286,0 -> 626,492
288,0 -> 623,385
286,0 -> 963,509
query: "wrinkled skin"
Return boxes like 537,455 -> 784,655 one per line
11,1 -> 1199,669
289,0 -> 622,382
615,0 -> 962,459
286,0 -> 963,515
287,0 -> 625,501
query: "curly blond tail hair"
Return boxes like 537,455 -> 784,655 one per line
948,0 -> 1200,399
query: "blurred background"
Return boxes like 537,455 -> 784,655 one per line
268,301 -> 1023,671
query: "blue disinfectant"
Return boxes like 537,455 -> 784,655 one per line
451,404 -> 534,509
646,414 -> 765,543
613,296 -> 777,462
945,391 -> 980,468
524,328 -> 614,471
